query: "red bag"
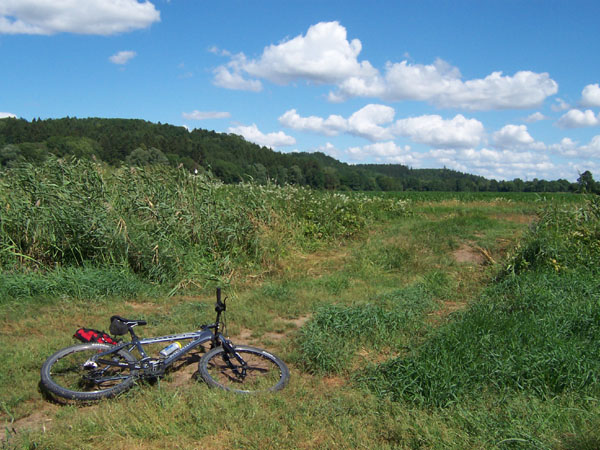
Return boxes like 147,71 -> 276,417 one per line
74,327 -> 118,345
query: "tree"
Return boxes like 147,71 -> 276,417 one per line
0,144 -> 22,166
577,170 -> 597,193
288,165 -> 304,185
126,147 -> 168,166
251,163 -> 268,184
323,167 -> 340,190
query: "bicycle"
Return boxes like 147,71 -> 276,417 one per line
40,288 -> 290,401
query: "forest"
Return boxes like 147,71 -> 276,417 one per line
0,116 -> 595,193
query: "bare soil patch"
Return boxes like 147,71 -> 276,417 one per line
453,243 -> 487,265
2,403 -> 59,446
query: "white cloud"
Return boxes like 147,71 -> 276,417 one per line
347,104 -> 395,141
279,104 -> 394,141
392,114 -> 485,149
227,124 -> 296,149
338,141 -> 556,180
109,50 -> 136,65
279,109 -> 347,136
0,112 -> 16,118
213,64 -> 262,92
435,70 -> 557,111
556,109 -> 600,128
550,135 -> 600,158
244,21 -> 371,85
214,21 -> 558,110
551,98 -> 570,112
345,141 -> 416,164
524,112 -> 547,122
333,60 -> 558,110
492,124 -> 546,151
280,106 -> 485,148
182,110 -> 231,120
430,148 -> 555,180
313,142 -> 343,159
548,137 -> 579,156
581,83 -> 600,107
0,0 -> 160,35
579,135 -> 600,157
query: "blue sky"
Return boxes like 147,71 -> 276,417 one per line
1,0 -> 599,181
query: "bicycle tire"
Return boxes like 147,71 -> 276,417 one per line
40,343 -> 138,401
198,345 -> 290,394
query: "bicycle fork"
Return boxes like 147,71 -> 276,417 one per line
221,340 -> 247,379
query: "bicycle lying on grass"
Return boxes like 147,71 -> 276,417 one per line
40,288 -> 290,401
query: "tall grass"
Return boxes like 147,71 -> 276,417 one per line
0,158 -> 410,298
357,197 -> 600,407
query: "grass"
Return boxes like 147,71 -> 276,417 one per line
0,266 -> 154,303
354,197 -> 600,443
0,158 -> 409,297
1,177 -> 598,448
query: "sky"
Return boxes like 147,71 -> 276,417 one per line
1,0 -> 600,182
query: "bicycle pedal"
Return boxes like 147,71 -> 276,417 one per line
143,359 -> 165,377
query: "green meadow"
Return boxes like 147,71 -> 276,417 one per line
1,159 -> 599,449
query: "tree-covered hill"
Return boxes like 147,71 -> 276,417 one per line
0,117 -> 586,192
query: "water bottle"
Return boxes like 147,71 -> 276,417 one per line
159,342 -> 181,357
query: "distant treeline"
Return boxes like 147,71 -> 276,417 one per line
0,117 -> 596,192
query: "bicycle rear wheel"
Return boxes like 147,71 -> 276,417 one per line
198,345 -> 289,394
41,343 -> 138,401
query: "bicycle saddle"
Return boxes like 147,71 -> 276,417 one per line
110,315 -> 147,335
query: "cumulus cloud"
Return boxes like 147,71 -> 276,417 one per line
346,141 -> 416,165
109,50 -> 136,65
524,112 -> 547,123
214,21 -> 558,110
492,124 -> 545,150
213,63 -> 262,92
552,98 -> 571,112
227,124 -> 295,149
0,112 -> 16,118
429,148 -> 555,180
280,106 -> 484,147
279,109 -> 347,136
244,21 -> 371,85
579,135 -> 600,157
311,142 -> 344,159
392,114 -> 485,149
556,109 -> 600,128
0,0 -> 160,35
182,110 -> 231,120
279,104 -> 394,141
332,59 -> 558,110
549,135 -> 600,158
581,84 -> 600,107
347,104 -> 395,141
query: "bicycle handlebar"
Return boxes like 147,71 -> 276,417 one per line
215,287 -> 226,313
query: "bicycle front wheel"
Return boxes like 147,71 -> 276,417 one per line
198,345 -> 290,394
41,343 -> 138,401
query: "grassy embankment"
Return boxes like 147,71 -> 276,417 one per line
2,158 -> 598,448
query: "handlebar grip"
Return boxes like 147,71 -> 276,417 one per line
215,287 -> 226,313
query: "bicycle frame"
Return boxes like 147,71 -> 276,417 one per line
91,287 -> 246,377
